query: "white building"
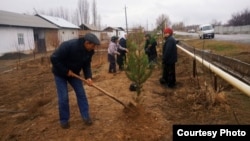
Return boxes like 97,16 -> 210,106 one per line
0,10 -> 58,56
103,27 -> 126,39
36,14 -> 80,44
0,10 -> 81,56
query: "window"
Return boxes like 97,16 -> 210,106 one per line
17,33 -> 24,45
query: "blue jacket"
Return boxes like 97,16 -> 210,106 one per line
162,35 -> 177,64
50,38 -> 94,79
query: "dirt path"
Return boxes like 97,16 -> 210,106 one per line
0,49 -> 250,141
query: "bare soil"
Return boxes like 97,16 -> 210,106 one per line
0,45 -> 250,141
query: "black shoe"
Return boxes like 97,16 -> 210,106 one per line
166,84 -> 176,89
84,118 -> 93,126
159,78 -> 166,85
119,66 -> 124,71
60,122 -> 70,129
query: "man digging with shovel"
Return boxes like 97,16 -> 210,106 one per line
50,33 -> 100,129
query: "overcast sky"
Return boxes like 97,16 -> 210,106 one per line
1,0 -> 250,30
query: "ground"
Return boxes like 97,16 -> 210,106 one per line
0,43 -> 250,141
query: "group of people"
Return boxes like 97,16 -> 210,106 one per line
107,33 -> 128,73
143,29 -> 177,88
50,27 -> 177,129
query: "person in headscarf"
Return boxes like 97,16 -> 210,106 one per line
108,36 -> 128,73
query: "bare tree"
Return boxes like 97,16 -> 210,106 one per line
34,1 -> 93,26
58,7 -> 70,21
71,9 -> 80,25
83,0 -> 90,24
78,0 -> 90,25
228,8 -> 250,26
155,14 -> 171,35
92,0 -> 97,26
172,22 -> 185,31
97,14 -> 101,29
37,7 -> 70,22
78,0 -> 84,24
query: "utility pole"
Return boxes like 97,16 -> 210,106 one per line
146,19 -> 148,32
33,8 -> 38,14
124,5 -> 128,34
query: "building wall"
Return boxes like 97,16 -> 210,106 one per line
45,29 -> 58,51
214,25 -> 250,34
0,27 -> 34,56
106,30 -> 126,39
58,29 -> 79,43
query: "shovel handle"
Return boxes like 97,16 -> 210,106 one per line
71,73 -> 128,108
71,73 -> 89,84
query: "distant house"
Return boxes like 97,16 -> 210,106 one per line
0,10 -> 58,56
103,27 -> 126,38
79,23 -> 101,40
36,14 -> 80,51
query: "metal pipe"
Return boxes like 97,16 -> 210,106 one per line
177,45 -> 250,97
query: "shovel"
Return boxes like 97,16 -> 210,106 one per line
72,73 -> 136,112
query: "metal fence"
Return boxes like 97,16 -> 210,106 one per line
179,42 -> 250,85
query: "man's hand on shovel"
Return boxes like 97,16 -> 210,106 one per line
67,70 -> 93,86
67,70 -> 75,77
85,78 -> 93,86
69,70 -> 137,113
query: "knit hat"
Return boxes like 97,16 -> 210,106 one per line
111,36 -> 119,42
164,28 -> 173,35
84,33 -> 100,45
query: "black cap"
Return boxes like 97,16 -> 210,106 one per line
84,33 -> 100,45
111,36 -> 119,42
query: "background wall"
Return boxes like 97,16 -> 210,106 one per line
214,25 -> 250,34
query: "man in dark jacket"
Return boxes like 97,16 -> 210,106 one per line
50,33 -> 100,129
117,33 -> 127,71
160,28 -> 177,88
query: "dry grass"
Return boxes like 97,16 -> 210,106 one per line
182,39 -> 250,63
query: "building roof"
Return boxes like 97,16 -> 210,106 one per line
80,23 -> 100,31
36,14 -> 80,29
0,10 -> 58,29
103,26 -> 125,32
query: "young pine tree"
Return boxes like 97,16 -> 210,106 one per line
125,32 -> 153,104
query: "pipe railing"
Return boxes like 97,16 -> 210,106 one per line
177,44 -> 250,97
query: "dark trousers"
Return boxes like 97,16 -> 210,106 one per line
146,52 -> 157,64
148,54 -> 157,63
162,63 -> 176,87
117,53 -> 126,70
54,75 -> 90,124
108,54 -> 116,73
